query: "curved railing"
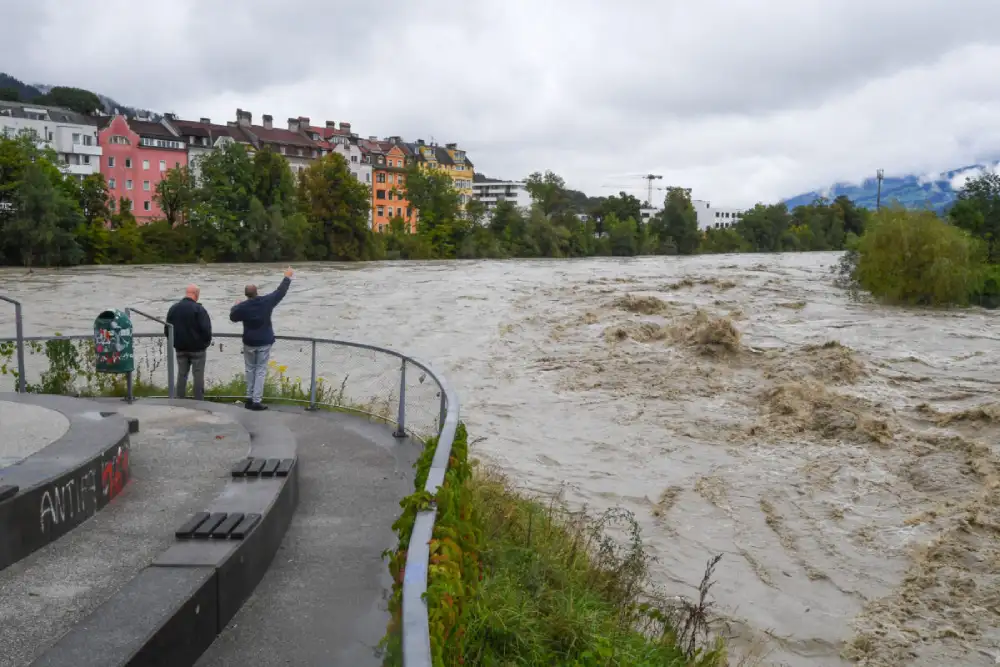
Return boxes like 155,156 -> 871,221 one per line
0,307 -> 458,666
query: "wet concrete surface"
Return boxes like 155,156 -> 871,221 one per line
195,406 -> 421,667
0,400 -> 69,467
0,404 -> 247,667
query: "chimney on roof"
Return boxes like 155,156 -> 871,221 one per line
446,142 -> 457,150
369,135 -> 377,140
326,121 -> 337,130
164,112 -> 177,121
417,139 -> 425,146
199,117 -> 211,124
263,114 -> 273,130
227,121 -> 237,127
288,118 -> 300,132
339,122 -> 351,132
388,135 -> 402,144
236,108 -> 251,127
298,116 -> 310,129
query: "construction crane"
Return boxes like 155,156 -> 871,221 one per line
641,174 -> 663,207
600,173 -> 664,206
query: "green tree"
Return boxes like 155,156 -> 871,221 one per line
154,166 -> 194,226
404,165 -> 469,258
950,172 -> 1000,263
737,203 -> 792,252
0,87 -> 19,102
651,187 -> 700,255
6,163 -> 83,267
607,214 -> 640,256
33,87 -> 103,115
525,171 -> 570,216
189,143 -> 255,260
298,153 -> 376,260
252,147 -> 296,212
594,192 -> 643,237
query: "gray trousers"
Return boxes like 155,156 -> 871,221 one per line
243,344 -> 271,404
176,349 -> 207,400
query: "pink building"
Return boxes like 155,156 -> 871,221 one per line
97,115 -> 187,222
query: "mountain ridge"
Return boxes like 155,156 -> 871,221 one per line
782,162 -> 1000,214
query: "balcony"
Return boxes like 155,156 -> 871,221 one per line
64,163 -> 96,176
70,142 -> 102,156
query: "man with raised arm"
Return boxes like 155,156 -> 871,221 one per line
230,267 -> 294,411
166,284 -> 213,401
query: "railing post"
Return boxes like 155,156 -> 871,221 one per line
308,340 -> 318,410
438,392 -> 446,434
393,359 -> 406,438
14,301 -> 25,393
166,324 -> 175,399
124,308 -> 133,404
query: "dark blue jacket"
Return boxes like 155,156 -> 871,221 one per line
229,277 -> 291,347
165,297 -> 212,352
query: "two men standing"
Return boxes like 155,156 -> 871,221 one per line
165,268 -> 294,409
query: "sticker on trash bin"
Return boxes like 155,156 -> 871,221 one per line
94,309 -> 135,374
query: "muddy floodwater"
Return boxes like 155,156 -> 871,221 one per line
2,252 -> 999,667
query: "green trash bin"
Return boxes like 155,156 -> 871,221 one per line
94,309 -> 135,374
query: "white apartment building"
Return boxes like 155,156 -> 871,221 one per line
0,101 -> 102,179
639,199 -> 745,231
694,199 -> 745,230
472,177 -> 532,212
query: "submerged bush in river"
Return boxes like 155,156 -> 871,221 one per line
852,207 -> 992,307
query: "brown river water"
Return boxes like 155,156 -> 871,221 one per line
1,253 -> 999,667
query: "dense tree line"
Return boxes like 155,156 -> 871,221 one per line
0,136 -> 378,266
0,128 -> 951,269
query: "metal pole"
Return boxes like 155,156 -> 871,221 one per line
393,360 -> 406,438
166,324 -> 175,399
308,340 -> 318,410
126,372 -> 133,404
13,302 -> 25,393
876,168 -> 884,212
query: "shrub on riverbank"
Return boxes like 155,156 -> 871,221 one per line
849,206 -> 998,306
382,425 -> 728,667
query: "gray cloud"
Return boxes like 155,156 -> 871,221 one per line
7,0 -> 1000,206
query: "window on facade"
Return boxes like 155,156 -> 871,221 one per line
379,224 -> 384,233
129,200 -> 135,211
143,201 -> 151,211
110,135 -> 129,145
377,206 -> 385,217
351,155 -> 358,163
175,161 -> 180,168
72,133 -> 81,144
407,207 -> 412,218
47,131 -> 53,141
83,135 -> 93,146
143,180 -> 150,191
160,160 -> 166,170
376,190 -> 386,200
396,207 -> 402,218
126,179 -> 133,190
82,155 -> 90,165
143,160 -> 150,170
109,199 -> 116,211
365,173 -> 370,182
125,158 -> 132,168
108,157 -> 115,168
387,191 -> 394,201
109,178 -> 116,189
376,173 -> 386,183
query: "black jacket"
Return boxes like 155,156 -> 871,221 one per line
165,298 -> 212,352
229,277 -> 291,347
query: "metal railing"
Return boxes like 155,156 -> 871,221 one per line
0,300 -> 458,665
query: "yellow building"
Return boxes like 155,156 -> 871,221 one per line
413,140 -> 474,206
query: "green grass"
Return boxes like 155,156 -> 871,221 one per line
460,466 -> 727,667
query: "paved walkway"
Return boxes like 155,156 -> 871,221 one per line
195,407 -> 421,667
0,400 -> 69,468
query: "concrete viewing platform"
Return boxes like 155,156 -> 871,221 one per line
0,396 -> 422,667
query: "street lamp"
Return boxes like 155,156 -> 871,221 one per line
876,168 -> 884,211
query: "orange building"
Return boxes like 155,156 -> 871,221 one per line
361,138 -> 416,233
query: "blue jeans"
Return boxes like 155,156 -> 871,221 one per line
242,344 -> 271,404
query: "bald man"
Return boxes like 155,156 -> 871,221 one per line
165,284 -> 213,400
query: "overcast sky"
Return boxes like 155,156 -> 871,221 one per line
8,0 -> 1000,207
